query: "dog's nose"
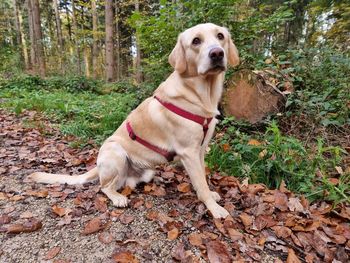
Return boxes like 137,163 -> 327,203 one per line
209,48 -> 224,62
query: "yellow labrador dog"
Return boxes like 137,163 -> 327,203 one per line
29,23 -> 239,218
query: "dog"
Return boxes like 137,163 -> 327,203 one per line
28,23 -> 239,219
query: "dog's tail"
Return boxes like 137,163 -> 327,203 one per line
28,167 -> 99,185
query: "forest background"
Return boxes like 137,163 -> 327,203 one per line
0,0 -> 349,206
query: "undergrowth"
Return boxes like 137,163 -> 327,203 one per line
206,118 -> 349,205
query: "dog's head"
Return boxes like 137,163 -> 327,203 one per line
169,23 -> 239,76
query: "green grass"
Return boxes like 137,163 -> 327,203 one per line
206,118 -> 349,205
0,82 -> 137,145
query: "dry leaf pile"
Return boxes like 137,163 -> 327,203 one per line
1,110 -> 349,262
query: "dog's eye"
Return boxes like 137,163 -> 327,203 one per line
192,37 -> 201,45
217,33 -> 224,40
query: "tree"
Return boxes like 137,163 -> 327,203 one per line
91,0 -> 99,78
53,0 -> 64,72
105,0 -> 115,82
27,0 -> 46,76
72,0 -> 82,75
12,0 -> 29,70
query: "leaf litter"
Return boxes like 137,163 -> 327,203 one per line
0,109 -> 349,262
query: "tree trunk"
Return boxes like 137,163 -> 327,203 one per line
115,1 -> 121,80
53,0 -> 64,72
91,0 -> 99,78
27,0 -> 36,70
31,0 -> 46,77
64,0 -> 72,41
71,0 -> 81,75
222,70 -> 290,124
84,47 -> 90,77
13,0 -> 29,70
105,0 -> 115,82
134,0 -> 143,83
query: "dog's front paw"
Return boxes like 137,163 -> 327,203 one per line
210,191 -> 221,202
111,195 -> 129,207
208,202 -> 229,219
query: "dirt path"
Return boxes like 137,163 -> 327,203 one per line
0,110 -> 349,263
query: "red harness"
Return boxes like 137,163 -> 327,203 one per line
126,96 -> 213,161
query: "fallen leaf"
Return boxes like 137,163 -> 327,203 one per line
274,191 -> 288,211
44,247 -> 61,260
25,189 -> 48,198
177,182 -> 191,193
271,226 -> 292,239
98,232 -> 114,244
248,139 -> 261,146
112,251 -> 138,263
222,143 -> 230,152
239,212 -> 252,227
206,240 -> 231,263
286,248 -> 301,263
0,215 -> 11,225
119,213 -> 135,225
146,210 -> 158,221
288,197 -> 304,212
6,219 -> 42,234
110,209 -> 124,218
167,228 -> 179,240
188,232 -> 203,246
121,186 -> 132,197
94,196 -> 107,212
82,217 -> 102,235
20,211 -> 34,219
227,228 -> 243,242
52,205 -> 67,217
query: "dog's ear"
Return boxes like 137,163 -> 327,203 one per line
169,35 -> 187,73
227,37 -> 240,67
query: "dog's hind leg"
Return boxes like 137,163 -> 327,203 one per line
98,143 -> 129,207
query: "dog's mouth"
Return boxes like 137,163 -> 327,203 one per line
206,64 -> 226,74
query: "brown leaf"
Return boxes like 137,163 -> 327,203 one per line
239,212 -> 253,227
286,248 -> 301,263
177,182 -> 191,193
121,186 -> 132,197
188,232 -> 203,246
98,232 -> 114,244
52,205 -> 68,217
222,143 -> 230,152
271,226 -> 292,239
206,240 -> 231,263
119,213 -> 135,225
248,139 -> 261,146
146,210 -> 158,221
145,201 -> 153,209
20,211 -> 34,219
0,215 -> 11,225
274,191 -> 288,211
171,242 -> 186,261
110,209 -> 124,218
112,251 -> 138,263
25,189 -> 48,198
288,197 -> 304,212
167,228 -> 179,240
44,247 -> 61,260
227,228 -> 243,242
151,186 -> 166,196
94,196 -> 107,212
6,219 -> 42,234
82,217 -> 102,235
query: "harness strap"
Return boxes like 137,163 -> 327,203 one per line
126,121 -> 176,162
154,96 -> 213,144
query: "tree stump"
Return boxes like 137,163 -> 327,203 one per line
222,69 -> 289,123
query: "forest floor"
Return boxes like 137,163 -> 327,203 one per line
0,109 -> 349,263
